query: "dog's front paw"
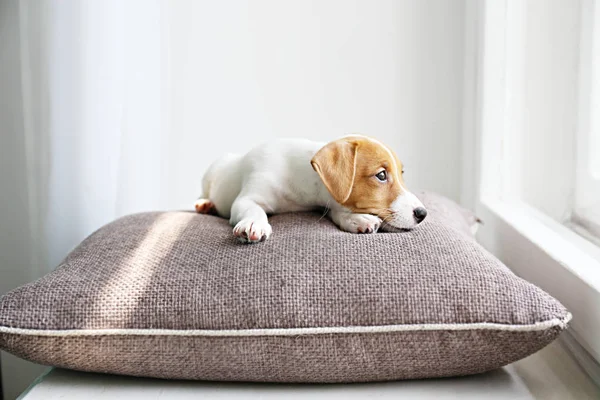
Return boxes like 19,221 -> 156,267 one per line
338,213 -> 382,234
233,219 -> 272,243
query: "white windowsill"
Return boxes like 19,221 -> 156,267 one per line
476,196 -> 600,385
481,197 -> 600,290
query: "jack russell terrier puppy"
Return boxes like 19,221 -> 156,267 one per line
194,135 -> 427,243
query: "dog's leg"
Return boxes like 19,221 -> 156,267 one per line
230,197 -> 272,243
328,209 -> 381,234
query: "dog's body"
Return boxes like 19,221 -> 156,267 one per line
195,136 -> 426,243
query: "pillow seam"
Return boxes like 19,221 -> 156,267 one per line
0,313 -> 571,337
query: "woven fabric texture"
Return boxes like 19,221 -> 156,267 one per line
0,191 -> 569,382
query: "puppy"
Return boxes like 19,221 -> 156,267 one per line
195,135 -> 427,243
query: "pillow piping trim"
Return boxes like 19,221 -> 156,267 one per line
0,313 -> 571,337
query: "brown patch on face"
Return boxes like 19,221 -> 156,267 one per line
311,136 -> 406,218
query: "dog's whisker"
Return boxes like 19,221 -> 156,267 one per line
381,217 -> 394,225
317,200 -> 331,222
376,212 -> 395,226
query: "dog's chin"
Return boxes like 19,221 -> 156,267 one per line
379,221 -> 416,233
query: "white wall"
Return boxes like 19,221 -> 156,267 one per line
164,0 -> 466,205
0,1 -> 466,398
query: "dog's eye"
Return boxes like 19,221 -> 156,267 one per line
402,169 -> 405,175
375,170 -> 387,181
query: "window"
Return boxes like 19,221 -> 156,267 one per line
573,0 -> 600,245
463,0 -> 600,382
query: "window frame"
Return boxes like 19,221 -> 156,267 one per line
462,0 -> 600,382
574,0 -> 600,241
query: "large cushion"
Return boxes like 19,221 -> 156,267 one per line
0,192 -> 570,382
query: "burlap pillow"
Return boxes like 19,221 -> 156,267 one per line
0,192 -> 570,383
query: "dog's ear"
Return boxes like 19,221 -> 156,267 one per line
311,138 -> 358,204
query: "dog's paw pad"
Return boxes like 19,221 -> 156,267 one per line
357,225 -> 375,234
194,199 -> 215,214
233,219 -> 272,244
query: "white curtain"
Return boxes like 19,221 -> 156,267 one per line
1,2 -> 170,397
2,1 -> 169,273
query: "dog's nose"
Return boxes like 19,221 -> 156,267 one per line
413,207 -> 427,224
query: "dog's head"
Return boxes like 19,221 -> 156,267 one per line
311,135 -> 427,230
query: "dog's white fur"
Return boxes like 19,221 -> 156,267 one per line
196,137 -> 425,243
